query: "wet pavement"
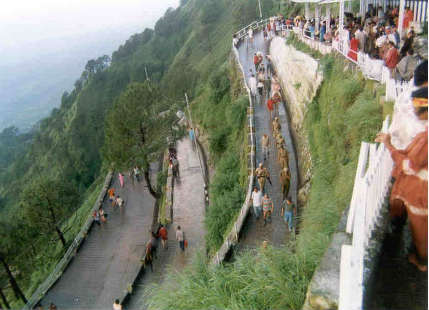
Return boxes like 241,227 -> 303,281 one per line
40,172 -> 156,309
125,138 -> 206,310
235,31 -> 299,250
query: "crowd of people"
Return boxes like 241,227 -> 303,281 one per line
292,5 -> 423,81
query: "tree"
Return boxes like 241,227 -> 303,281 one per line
21,178 -> 80,248
0,222 -> 27,304
103,82 -> 175,199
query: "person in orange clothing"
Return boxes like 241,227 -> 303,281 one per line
108,187 -> 115,206
266,98 -> 274,120
384,41 -> 399,71
158,224 -> 168,249
376,86 -> 428,272
348,33 -> 359,62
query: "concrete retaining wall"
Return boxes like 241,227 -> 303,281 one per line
269,36 -> 322,205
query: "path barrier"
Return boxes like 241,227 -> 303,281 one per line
23,171 -> 114,310
339,116 -> 394,310
210,41 -> 256,265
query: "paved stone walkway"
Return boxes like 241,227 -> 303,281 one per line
40,173 -> 156,309
125,138 -> 206,309
236,31 -> 299,249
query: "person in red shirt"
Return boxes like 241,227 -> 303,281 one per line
348,34 -> 359,62
158,224 -> 168,249
375,87 -> 427,272
267,98 -> 274,119
253,53 -> 260,71
384,41 -> 399,71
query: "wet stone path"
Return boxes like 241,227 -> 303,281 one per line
41,171 -> 156,309
125,138 -> 206,310
235,31 -> 298,250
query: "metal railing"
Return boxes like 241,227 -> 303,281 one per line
339,116 -> 394,310
23,172 -> 114,309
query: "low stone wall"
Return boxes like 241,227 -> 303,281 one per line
24,171 -> 113,310
302,209 -> 351,310
269,36 -> 322,205
165,161 -> 174,224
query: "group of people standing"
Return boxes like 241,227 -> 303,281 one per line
143,224 -> 187,272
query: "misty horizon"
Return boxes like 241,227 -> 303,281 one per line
0,0 -> 179,131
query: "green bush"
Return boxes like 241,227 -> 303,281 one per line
146,246 -> 314,310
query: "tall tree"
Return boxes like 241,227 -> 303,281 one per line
0,222 -> 27,304
21,178 -> 79,248
103,82 -> 175,198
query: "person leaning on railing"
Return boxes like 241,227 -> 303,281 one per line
375,61 -> 428,272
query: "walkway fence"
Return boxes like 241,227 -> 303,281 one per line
23,172 -> 114,310
339,117 -> 394,310
211,41 -> 256,265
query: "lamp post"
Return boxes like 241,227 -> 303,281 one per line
258,0 -> 262,19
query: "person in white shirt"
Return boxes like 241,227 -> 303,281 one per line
248,27 -> 254,44
113,299 -> 122,310
233,35 -> 239,48
251,187 -> 263,219
249,74 -> 258,100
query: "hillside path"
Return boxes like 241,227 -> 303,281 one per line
125,138 -> 206,310
236,31 -> 298,249
40,172 -> 156,309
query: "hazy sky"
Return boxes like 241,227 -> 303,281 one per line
0,0 -> 179,51
0,0 -> 180,130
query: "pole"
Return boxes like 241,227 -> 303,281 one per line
185,93 -> 206,188
398,0 -> 406,39
145,66 -> 149,81
258,0 -> 262,19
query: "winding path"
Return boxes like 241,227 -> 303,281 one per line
40,173 -> 156,309
236,31 -> 299,249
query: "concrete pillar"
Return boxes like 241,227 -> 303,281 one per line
347,0 -> 352,12
326,5 -> 331,29
315,5 -> 320,31
398,0 -> 406,38
305,2 -> 310,20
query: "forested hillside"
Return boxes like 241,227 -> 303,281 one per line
0,0 -> 301,307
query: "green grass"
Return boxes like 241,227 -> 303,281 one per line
145,246 -> 313,310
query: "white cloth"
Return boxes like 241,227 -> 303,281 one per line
251,191 -> 263,206
176,229 -> 184,241
389,87 -> 426,150
249,76 -> 257,95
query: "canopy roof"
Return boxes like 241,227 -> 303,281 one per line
290,0 -> 351,3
